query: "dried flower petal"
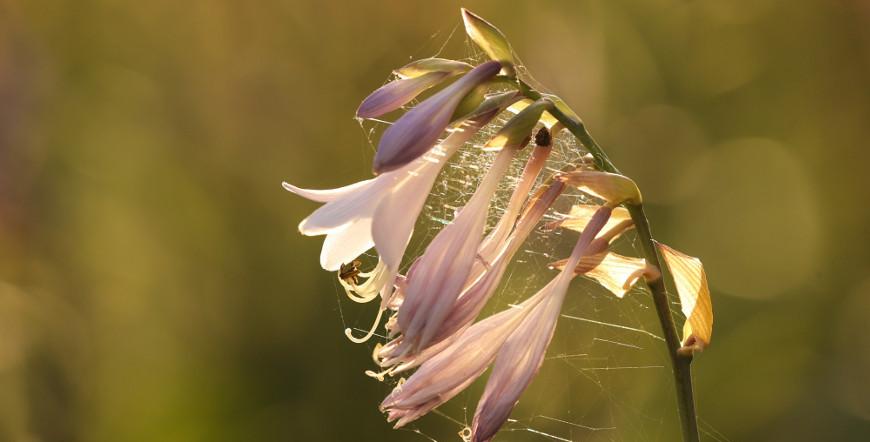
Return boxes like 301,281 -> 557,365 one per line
658,243 -> 714,353
558,170 -> 642,206
550,204 -> 634,241
551,252 -> 657,298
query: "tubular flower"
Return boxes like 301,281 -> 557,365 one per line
381,206 -> 615,434
396,141 -> 520,353
378,179 -> 565,372
373,61 -> 502,174
285,93 -> 518,309
394,103 -> 553,353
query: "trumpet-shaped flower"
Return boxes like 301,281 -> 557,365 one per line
285,93 -> 517,316
374,61 -> 502,174
378,179 -> 564,372
396,141 -> 519,352
381,206 -> 615,436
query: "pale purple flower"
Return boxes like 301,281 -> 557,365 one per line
285,93 -> 519,343
395,141 -> 519,352
377,175 -> 564,371
374,61 -> 502,174
472,206 -> 613,442
381,206 -> 615,435
285,113 -> 488,280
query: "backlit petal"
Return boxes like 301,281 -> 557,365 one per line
658,243 -> 714,352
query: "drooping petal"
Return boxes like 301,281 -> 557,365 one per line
550,204 -> 634,241
381,282 -> 548,428
374,61 -> 502,174
356,71 -> 450,118
471,207 -> 614,442
558,170 -> 642,206
471,276 -> 567,442
658,243 -> 713,353
550,252 -> 657,298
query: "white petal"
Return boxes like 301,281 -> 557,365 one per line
282,179 -> 375,203
319,219 -> 375,271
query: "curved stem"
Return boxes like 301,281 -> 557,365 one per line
517,79 -> 700,442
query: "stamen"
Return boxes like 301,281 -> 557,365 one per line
345,307 -> 385,343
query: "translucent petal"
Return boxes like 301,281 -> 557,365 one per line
553,204 -> 634,241
461,8 -> 516,72
506,99 -> 560,129
282,179 -> 375,203
558,170 -> 642,206
658,243 -> 714,351
319,219 -> 375,271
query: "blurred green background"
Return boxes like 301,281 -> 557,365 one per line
2,0 -> 870,441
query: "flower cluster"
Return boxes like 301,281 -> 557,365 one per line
285,8 -> 713,441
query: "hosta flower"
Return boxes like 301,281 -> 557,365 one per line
395,105 -> 555,354
395,141 -> 519,352
374,60 -> 502,174
381,206 -> 615,436
285,92 -> 519,322
378,176 -> 564,372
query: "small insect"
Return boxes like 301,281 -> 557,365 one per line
338,260 -> 363,285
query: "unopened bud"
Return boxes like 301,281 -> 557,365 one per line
461,8 -> 516,76
394,58 -> 472,79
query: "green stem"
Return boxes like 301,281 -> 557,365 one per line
517,80 -> 700,442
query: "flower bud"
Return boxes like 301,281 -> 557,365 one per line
484,98 -> 554,150
394,58 -> 472,79
374,61 -> 502,174
461,8 -> 516,76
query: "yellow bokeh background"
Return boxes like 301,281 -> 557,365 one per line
2,0 -> 869,440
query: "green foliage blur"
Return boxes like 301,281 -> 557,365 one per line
2,0 -> 870,441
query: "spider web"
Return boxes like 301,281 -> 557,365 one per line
334,29 -> 729,442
